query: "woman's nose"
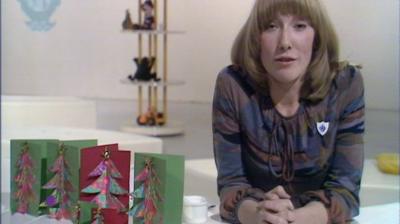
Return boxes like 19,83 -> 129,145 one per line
278,29 -> 292,51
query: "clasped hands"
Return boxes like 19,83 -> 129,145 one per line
255,185 -> 295,224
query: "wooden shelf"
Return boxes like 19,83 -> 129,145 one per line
120,79 -> 185,87
120,0 -> 185,136
120,120 -> 184,137
121,29 -> 185,34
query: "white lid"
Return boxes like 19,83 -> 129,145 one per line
184,195 -> 207,206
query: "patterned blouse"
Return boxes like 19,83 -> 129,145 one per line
212,65 -> 365,223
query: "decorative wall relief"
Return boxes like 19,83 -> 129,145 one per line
18,0 -> 61,32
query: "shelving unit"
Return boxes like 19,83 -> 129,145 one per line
120,0 -> 184,136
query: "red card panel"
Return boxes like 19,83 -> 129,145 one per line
80,144 -> 131,208
91,208 -> 128,224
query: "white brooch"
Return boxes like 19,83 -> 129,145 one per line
316,121 -> 329,136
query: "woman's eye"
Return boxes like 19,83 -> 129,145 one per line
266,23 -> 277,31
294,23 -> 308,30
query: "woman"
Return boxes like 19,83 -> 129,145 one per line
212,0 -> 364,223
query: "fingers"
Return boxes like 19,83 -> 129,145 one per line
258,209 -> 290,224
258,199 -> 294,213
277,209 -> 295,223
264,185 -> 291,200
264,191 -> 280,200
257,186 -> 294,224
256,207 -> 295,224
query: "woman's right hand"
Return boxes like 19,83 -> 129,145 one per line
264,185 -> 291,200
255,198 -> 295,224
256,186 -> 295,224
238,186 -> 295,224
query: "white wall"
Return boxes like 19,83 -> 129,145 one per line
2,0 -> 399,110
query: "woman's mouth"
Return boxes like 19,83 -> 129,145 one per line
275,57 -> 296,62
275,57 -> 296,66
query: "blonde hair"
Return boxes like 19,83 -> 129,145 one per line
231,0 -> 343,102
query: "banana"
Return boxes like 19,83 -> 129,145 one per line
376,153 -> 399,175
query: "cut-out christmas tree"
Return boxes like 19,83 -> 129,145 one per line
91,207 -> 104,224
71,201 -> 80,224
14,142 -> 36,214
129,158 -> 162,224
40,143 -> 74,220
81,148 -> 128,212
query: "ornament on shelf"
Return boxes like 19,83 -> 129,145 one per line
40,143 -> 74,220
81,148 -> 128,212
132,0 -> 155,30
122,9 -> 134,30
137,106 -> 165,126
129,158 -> 163,224
128,57 -> 160,82
14,142 -> 36,214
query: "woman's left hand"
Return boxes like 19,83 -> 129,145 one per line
257,198 -> 295,223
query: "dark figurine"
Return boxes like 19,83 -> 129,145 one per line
128,57 -> 160,81
132,0 -> 155,30
122,9 -> 134,30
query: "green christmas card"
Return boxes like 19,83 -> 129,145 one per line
10,139 -> 97,217
131,153 -> 185,224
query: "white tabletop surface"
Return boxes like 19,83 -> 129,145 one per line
2,158 -> 399,223
2,202 -> 399,224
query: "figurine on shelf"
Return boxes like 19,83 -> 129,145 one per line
122,9 -> 134,30
128,57 -> 160,82
137,106 -> 165,126
132,0 -> 155,30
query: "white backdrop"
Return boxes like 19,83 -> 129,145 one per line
2,0 -> 399,110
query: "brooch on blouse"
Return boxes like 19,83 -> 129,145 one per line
317,121 -> 329,136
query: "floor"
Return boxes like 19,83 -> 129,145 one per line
94,98 -> 399,160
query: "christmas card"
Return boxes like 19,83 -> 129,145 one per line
75,201 -> 98,224
90,208 -> 129,224
39,140 -> 97,219
130,153 -> 185,224
10,139 -> 58,216
10,139 -> 97,217
80,144 -> 130,223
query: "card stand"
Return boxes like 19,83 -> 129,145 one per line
121,0 -> 185,136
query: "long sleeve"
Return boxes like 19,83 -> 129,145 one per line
292,66 -> 365,223
212,70 -> 254,223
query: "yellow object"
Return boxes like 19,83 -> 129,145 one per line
376,153 -> 400,175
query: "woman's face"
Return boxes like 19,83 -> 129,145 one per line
260,14 -> 315,85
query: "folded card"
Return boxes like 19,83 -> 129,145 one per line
10,139 -> 97,217
39,140 -> 97,219
10,139 -> 58,216
131,153 -> 185,224
80,144 -> 130,223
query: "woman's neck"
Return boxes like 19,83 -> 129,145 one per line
268,78 -> 302,117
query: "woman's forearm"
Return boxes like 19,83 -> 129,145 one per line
237,199 -> 259,224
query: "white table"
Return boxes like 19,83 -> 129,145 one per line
2,158 -> 398,223
184,158 -> 400,223
206,202 -> 400,224
2,198 -> 398,224
184,158 -> 400,207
